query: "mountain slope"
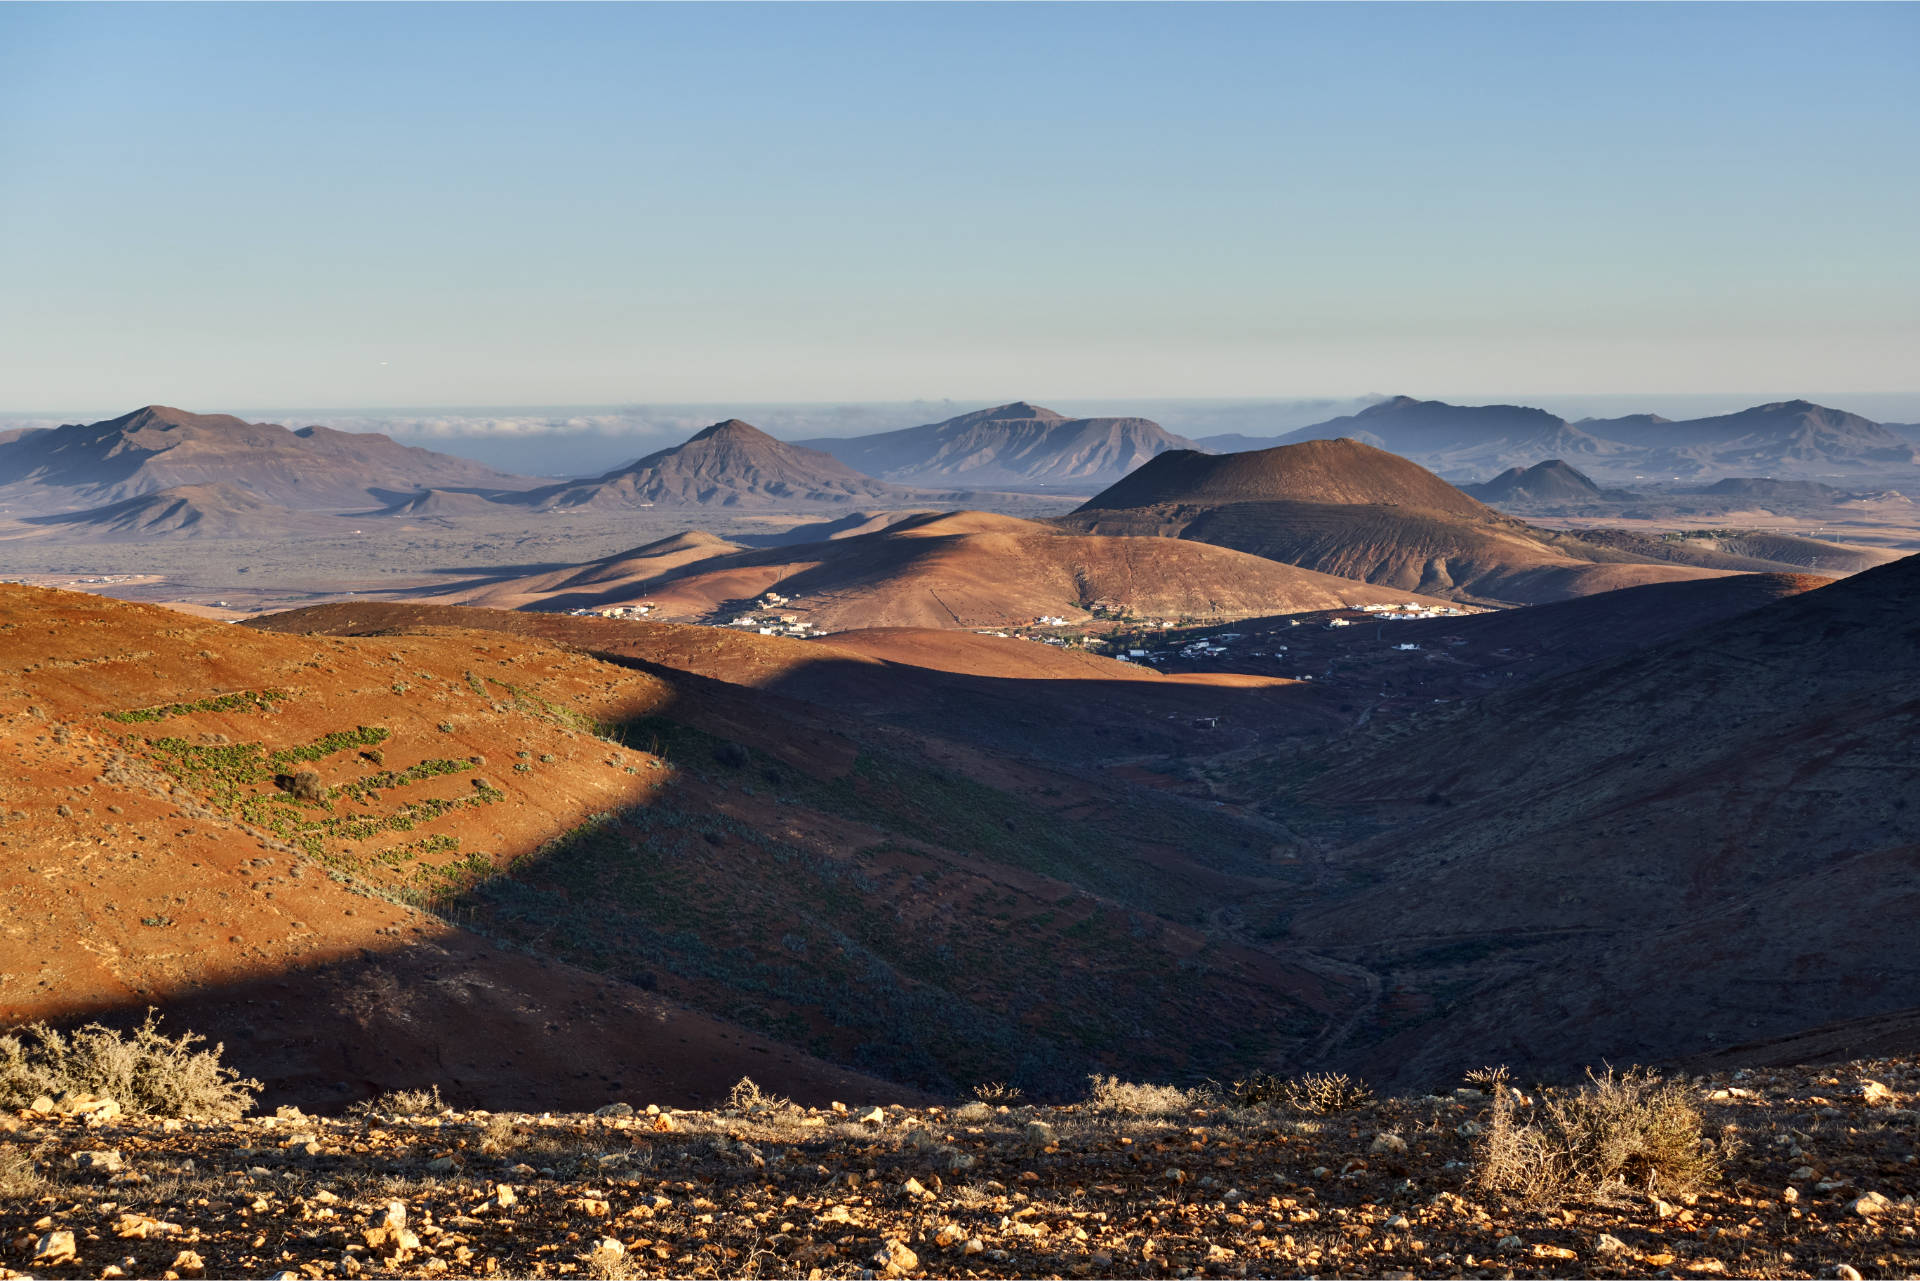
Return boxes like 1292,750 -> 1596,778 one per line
21,483 -> 350,539
1258,551 -> 1920,1084
1062,438 -> 1733,605
434,508 -> 1460,629
796,401 -> 1199,489
522,419 -> 909,509
0,405 -> 538,514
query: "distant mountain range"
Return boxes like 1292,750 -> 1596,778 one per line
795,401 -> 1198,490
7,399 -> 1915,533
0,405 -> 538,516
1198,396 -> 1920,482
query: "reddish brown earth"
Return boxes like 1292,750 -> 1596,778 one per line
245,603 -> 1348,764
3,584 -> 1377,1108
0,584 -> 899,1112
431,510 -> 1457,629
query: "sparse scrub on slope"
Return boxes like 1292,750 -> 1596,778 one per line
1473,1066 -> 1721,1204
0,1011 -> 257,1120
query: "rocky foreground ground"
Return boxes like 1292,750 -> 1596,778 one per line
2,1061 -> 1916,1281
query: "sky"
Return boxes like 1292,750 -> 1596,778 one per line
2,2 -> 1916,414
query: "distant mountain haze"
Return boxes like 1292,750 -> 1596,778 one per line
1245,396 -> 1920,481
0,405 -> 539,515
795,401 -> 1199,489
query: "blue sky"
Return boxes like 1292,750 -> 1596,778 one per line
2,2 -> 1915,411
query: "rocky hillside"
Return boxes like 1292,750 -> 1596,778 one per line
0,1054 -> 1913,1279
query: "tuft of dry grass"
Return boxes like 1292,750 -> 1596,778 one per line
351,1084 -> 445,1118
0,1142 -> 49,1200
0,1010 -> 258,1120
1083,1073 -> 1207,1117
1474,1066 -> 1720,1204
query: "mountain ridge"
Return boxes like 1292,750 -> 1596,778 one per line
796,401 -> 1198,489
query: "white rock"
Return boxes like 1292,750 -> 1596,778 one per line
1850,1190 -> 1893,1217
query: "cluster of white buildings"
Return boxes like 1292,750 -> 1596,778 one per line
570,603 -> 655,619
1358,601 -> 1471,620
727,611 -> 817,638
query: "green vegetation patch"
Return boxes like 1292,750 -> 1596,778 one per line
103,689 -> 289,723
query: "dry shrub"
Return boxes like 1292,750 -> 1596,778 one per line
0,1011 -> 258,1119
954,1101 -> 993,1124
723,1076 -> 792,1113
278,769 -> 325,803
476,1114 -> 520,1155
1278,1071 -> 1375,1114
970,1081 -> 1024,1105
352,1084 -> 444,1118
1474,1067 -> 1719,1204
1083,1074 -> 1206,1117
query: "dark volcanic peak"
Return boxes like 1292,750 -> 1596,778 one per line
526,418 -> 904,509
1076,436 -> 1494,518
1464,458 -> 1605,503
0,404 -> 538,515
796,401 -> 1196,488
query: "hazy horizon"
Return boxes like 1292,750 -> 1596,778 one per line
9,389 -> 1919,479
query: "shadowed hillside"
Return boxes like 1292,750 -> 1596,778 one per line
1245,551 -> 1920,1085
